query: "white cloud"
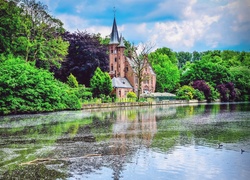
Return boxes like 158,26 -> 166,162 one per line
39,0 -> 250,51
123,14 -> 220,51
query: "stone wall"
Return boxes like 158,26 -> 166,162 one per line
82,100 -> 204,110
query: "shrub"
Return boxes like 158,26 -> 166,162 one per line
193,89 -> 205,101
176,85 -> 195,100
127,91 -> 137,98
207,83 -> 220,101
0,56 -> 81,115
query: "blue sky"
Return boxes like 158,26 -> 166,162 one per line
40,0 -> 250,52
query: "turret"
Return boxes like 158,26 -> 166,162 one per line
109,17 -> 119,45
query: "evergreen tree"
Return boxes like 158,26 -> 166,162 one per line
90,67 -> 112,98
67,73 -> 79,88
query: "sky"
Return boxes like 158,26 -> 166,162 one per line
39,0 -> 250,52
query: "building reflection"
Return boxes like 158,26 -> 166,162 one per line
110,107 -> 157,155
106,106 -> 176,179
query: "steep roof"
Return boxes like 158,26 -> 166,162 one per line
109,17 -> 119,44
112,77 -> 133,88
118,34 -> 126,48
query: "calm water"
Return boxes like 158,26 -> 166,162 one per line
0,102 -> 250,180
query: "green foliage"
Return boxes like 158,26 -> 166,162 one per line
0,0 -> 21,54
99,94 -> 112,103
181,59 -> 232,87
207,83 -> 220,101
176,85 -> 195,100
229,66 -> 250,101
69,85 -> 93,102
148,52 -> 180,92
193,89 -> 205,101
127,92 -> 137,98
178,49 -> 250,102
67,73 -> 79,88
90,67 -> 112,98
0,56 -> 81,115
176,51 -> 192,69
76,85 -> 92,100
96,33 -> 110,45
0,0 -> 68,68
154,47 -> 177,65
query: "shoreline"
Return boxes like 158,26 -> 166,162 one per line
81,100 -> 209,109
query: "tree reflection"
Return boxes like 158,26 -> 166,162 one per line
1,103 -> 250,179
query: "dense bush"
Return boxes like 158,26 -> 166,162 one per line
229,66 -> 250,101
193,89 -> 205,101
127,92 -> 137,98
176,85 -> 195,100
207,83 -> 220,101
0,56 -> 81,115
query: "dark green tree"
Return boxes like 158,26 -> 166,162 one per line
0,0 -> 22,54
192,51 -> 202,62
176,51 -> 192,69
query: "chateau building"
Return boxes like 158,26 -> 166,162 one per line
109,17 -> 156,98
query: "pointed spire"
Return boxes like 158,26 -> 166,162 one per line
109,8 -> 119,45
118,34 -> 125,48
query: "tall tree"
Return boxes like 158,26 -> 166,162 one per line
181,58 -> 232,87
148,52 -> 180,92
18,0 -> 68,63
128,43 -> 154,100
56,31 -> 109,86
0,0 -> 21,54
192,51 -> 202,62
154,47 -> 177,65
230,66 -> 250,101
176,51 -> 192,69
0,0 -> 68,66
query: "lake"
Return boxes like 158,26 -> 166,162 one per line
0,102 -> 250,180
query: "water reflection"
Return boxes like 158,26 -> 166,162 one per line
0,102 -> 250,179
